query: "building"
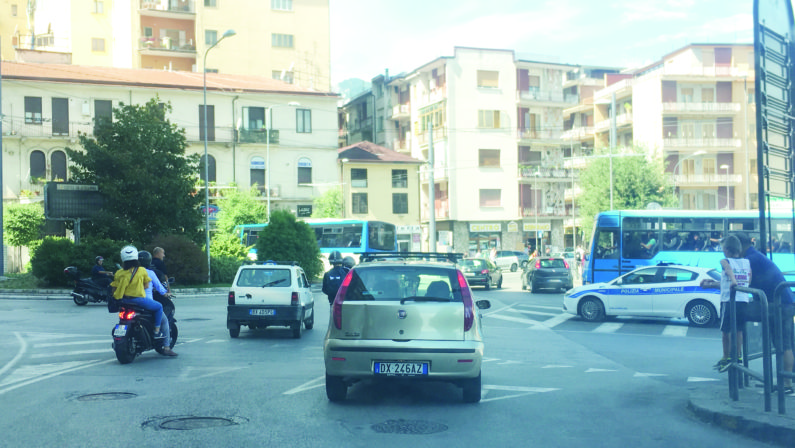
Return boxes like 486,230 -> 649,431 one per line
0,61 -> 339,217
2,0 -> 331,90
338,141 -> 424,251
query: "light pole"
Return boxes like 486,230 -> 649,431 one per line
339,158 -> 349,218
534,169 -> 541,253
720,164 -> 730,210
203,29 -> 236,284
266,102 -> 300,220
671,150 -> 707,207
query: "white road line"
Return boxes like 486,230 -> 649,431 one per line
0,359 -> 114,396
485,314 -> 539,325
34,340 -> 108,348
283,375 -> 325,395
585,368 -> 618,373
507,309 -> 559,317
30,349 -> 112,359
687,377 -> 719,382
541,313 -> 575,328
515,304 -> 565,311
661,325 -> 689,337
0,332 -> 26,378
593,323 -> 623,333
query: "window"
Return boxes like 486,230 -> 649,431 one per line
297,157 -> 312,184
199,105 -> 215,141
250,157 -> 265,191
11,4 -> 17,16
477,70 -> 499,88
478,110 -> 500,128
351,169 -> 367,188
392,193 -> 408,214
94,100 -> 112,133
479,189 -> 501,207
392,169 -> 408,188
622,268 -> 658,285
296,109 -> 312,133
30,151 -> 46,180
352,193 -> 368,214
204,0 -> 217,6
479,149 -> 500,167
681,87 -> 694,102
271,0 -> 293,10
92,1 -> 104,13
50,150 -> 67,181
25,97 -> 42,124
272,70 -> 294,84
91,38 -> 105,52
272,33 -> 294,48
702,88 -> 714,103
205,30 -> 217,45
52,98 -> 69,136
243,106 -> 265,130
143,27 -> 153,38
200,154 -> 216,183
661,268 -> 698,283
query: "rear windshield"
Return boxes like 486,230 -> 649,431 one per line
344,266 -> 461,302
540,259 -> 567,268
460,259 -> 486,270
236,268 -> 291,287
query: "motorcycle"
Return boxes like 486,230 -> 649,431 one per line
64,266 -> 114,306
111,285 -> 178,364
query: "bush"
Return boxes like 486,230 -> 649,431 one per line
70,237 -> 127,276
211,254 -> 244,284
148,234 -> 208,285
211,232 -> 249,259
255,210 -> 323,280
30,237 -> 74,286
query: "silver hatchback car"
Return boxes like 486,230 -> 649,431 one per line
323,252 -> 491,403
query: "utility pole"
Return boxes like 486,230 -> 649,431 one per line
609,93 -> 616,210
0,36 -> 4,275
428,123 -> 436,252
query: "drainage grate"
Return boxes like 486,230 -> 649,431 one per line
143,416 -> 248,431
77,392 -> 137,402
371,419 -> 448,435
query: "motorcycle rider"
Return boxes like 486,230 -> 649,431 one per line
111,246 -> 167,345
322,251 -> 348,305
91,256 -> 114,288
138,250 -> 177,357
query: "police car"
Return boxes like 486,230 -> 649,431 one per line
563,264 -> 721,327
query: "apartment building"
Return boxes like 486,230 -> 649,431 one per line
0,61 -> 339,217
2,0 -> 330,90
338,141 -> 424,251
564,44 -> 756,212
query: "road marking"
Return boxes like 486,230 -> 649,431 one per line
585,368 -> 618,373
593,323 -> 623,333
485,314 -> 538,325
23,333 -> 95,341
634,372 -> 668,377
31,349 -> 112,359
541,365 -> 573,369
687,377 -> 719,382
283,375 -> 325,395
178,366 -> 247,381
33,340 -> 108,348
661,325 -> 689,337
0,361 -> 96,387
205,339 -> 228,344
515,304 -> 565,311
541,313 -> 575,328
482,357 -> 500,363
480,385 -> 559,403
0,332 -> 26,378
0,359 -> 114,396
507,309 -> 559,317
497,360 -> 522,365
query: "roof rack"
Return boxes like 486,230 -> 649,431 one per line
359,252 -> 464,264
243,260 -> 300,266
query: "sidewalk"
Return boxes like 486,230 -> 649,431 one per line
0,287 -> 230,300
688,383 -> 795,446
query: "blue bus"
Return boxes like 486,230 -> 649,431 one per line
235,219 -> 398,264
583,209 -> 795,284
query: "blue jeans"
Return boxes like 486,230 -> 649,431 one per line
121,296 -> 167,343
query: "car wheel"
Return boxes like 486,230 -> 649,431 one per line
484,280 -> 491,290
686,300 -> 717,327
229,324 -> 240,338
497,275 -> 503,289
530,278 -> 537,294
510,263 -> 518,272
291,321 -> 302,339
304,314 -> 314,330
462,371 -> 482,403
326,374 -> 347,402
579,297 -> 606,322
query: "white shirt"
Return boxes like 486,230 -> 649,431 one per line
720,257 -> 751,303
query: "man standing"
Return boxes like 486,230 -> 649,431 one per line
736,232 -> 794,395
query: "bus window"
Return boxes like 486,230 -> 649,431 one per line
677,217 -> 724,252
771,219 -> 793,253
594,229 -> 620,259
622,217 -> 660,259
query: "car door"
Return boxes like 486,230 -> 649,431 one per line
488,260 -> 501,285
299,270 -> 313,307
607,267 -> 660,316
651,267 -> 699,317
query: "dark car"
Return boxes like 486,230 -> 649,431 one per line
460,257 -> 503,289
522,256 -> 573,293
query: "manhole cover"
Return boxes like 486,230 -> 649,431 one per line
143,416 -> 248,431
371,419 -> 448,435
180,318 -> 211,322
77,392 -> 137,402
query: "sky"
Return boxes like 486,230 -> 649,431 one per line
328,0 -> 759,87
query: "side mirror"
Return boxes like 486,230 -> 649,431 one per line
476,299 -> 491,310
585,254 -> 590,261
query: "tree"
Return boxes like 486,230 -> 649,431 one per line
255,209 -> 323,279
214,186 -> 268,234
65,98 -> 202,244
578,148 -> 678,243
4,202 -> 44,247
312,187 -> 342,218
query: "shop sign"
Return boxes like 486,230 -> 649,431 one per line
470,223 -> 501,232
397,225 -> 421,234
523,223 -> 551,232
507,221 -> 519,232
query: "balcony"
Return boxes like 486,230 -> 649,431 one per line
517,128 -> 563,141
520,206 -> 567,217
671,173 -> 743,186
392,139 -> 409,152
594,79 -> 633,100
516,89 -> 578,104
390,104 -> 410,120
349,117 -> 373,133
663,138 -> 741,149
417,126 -> 447,146
139,37 -> 196,56
594,113 -> 633,132
435,198 -> 450,219
561,126 -> 595,140
238,129 -> 279,144
660,66 -> 751,78
1,118 -> 92,139
518,166 -> 577,180
140,0 -> 196,14
662,102 -> 742,114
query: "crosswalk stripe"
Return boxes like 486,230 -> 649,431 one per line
515,304 -> 564,311
593,323 -> 623,333
541,313 -> 574,328
507,309 -> 559,317
661,325 -> 689,337
30,348 -> 112,359
34,340 -> 108,348
486,314 -> 538,325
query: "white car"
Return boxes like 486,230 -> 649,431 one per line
227,261 -> 315,338
563,264 -> 721,327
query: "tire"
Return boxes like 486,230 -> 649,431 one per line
462,371 -> 482,403
510,263 -> 518,272
73,293 -> 88,306
579,297 -> 606,322
497,276 -> 503,289
686,300 -> 717,327
326,374 -> 347,402
304,313 -> 314,330
291,321 -> 302,339
229,324 -> 241,338
114,335 -> 136,364
530,278 -> 537,294
168,321 -> 178,348
521,276 -> 527,290
484,280 -> 490,290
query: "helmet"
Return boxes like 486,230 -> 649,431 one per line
95,256 -> 104,263
342,256 -> 355,269
329,250 -> 343,265
138,250 -> 152,268
120,245 -> 138,262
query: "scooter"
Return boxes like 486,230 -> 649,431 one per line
64,266 -> 113,306
111,291 -> 178,364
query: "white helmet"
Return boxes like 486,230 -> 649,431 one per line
120,245 -> 139,262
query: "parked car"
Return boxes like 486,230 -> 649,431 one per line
226,261 -> 315,339
563,264 -> 720,327
522,256 -> 574,293
494,250 -> 527,272
460,257 -> 503,289
323,252 -> 492,403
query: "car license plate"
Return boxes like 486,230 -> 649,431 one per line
113,325 -> 127,337
250,309 -> 274,316
373,361 -> 429,376
465,272 -> 475,276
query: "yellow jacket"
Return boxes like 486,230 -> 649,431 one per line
111,267 -> 150,300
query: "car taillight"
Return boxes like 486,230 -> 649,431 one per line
563,260 -> 569,269
535,260 -> 541,269
291,292 -> 299,306
228,291 -> 235,306
480,269 -> 488,274
457,271 -> 474,332
118,310 -> 136,320
332,271 -> 353,329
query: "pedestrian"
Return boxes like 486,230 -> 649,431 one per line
735,232 -> 795,395
322,251 -> 348,305
700,235 -> 751,373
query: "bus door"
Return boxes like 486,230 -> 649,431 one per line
591,225 -> 621,283
620,217 -> 661,277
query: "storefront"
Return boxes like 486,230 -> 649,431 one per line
397,225 -> 422,252
468,223 -> 502,256
523,222 -> 551,254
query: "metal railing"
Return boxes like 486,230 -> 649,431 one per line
772,282 -> 795,414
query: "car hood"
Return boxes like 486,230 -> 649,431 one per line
565,282 -> 610,297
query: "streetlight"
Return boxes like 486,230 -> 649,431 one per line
203,29 -> 236,284
671,150 -> 707,180
339,158 -> 349,218
266,102 -> 300,220
720,164 -> 730,210
534,168 -> 541,254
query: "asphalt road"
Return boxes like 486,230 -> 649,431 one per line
0,272 -> 776,447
